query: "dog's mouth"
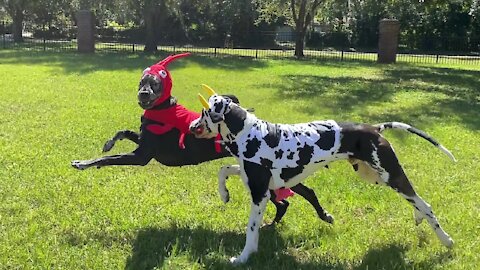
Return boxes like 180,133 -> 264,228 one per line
190,125 -> 204,136
190,123 -> 210,138
137,89 -> 162,109
138,99 -> 156,110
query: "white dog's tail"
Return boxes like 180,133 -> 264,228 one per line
374,122 -> 457,162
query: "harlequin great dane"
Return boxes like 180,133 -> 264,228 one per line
189,86 -> 456,264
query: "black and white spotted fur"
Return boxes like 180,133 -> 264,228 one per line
189,94 -> 456,264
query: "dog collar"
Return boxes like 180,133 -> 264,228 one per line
149,96 -> 177,110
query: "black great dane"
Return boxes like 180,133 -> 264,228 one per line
71,54 -> 333,225
190,86 -> 456,264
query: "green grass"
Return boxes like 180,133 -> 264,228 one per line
0,50 -> 478,269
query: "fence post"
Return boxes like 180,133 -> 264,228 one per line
2,21 -> 5,49
43,23 -> 46,51
76,10 -> 95,53
214,47 -> 217,56
341,49 -> 344,61
436,54 -> 439,64
255,48 -> 258,59
132,43 -> 135,53
173,45 -> 176,54
378,19 -> 400,63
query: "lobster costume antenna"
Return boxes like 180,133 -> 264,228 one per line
157,52 -> 191,67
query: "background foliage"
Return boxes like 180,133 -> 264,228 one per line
1,0 -> 479,52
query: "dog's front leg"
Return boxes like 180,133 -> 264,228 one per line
231,191 -> 270,264
102,130 -> 140,152
231,160 -> 271,264
218,165 -> 241,203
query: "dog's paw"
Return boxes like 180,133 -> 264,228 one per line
414,210 -> 424,226
441,236 -> 454,249
71,160 -> 89,170
102,140 -> 115,152
323,213 -> 334,224
230,255 -> 247,265
262,221 -> 277,228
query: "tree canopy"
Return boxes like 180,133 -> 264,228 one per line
1,0 -> 479,54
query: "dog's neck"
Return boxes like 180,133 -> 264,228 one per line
220,104 -> 257,143
147,96 -> 177,111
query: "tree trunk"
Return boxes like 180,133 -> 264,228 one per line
144,10 -> 157,52
295,30 -> 305,58
12,11 -> 24,43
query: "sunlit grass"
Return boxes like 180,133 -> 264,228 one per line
0,50 -> 478,269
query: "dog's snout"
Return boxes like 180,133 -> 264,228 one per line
138,91 -> 150,100
189,124 -> 198,133
189,123 -> 204,135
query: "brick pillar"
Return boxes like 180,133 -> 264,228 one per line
76,10 -> 95,53
377,19 -> 400,64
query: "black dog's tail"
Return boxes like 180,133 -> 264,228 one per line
374,122 -> 457,162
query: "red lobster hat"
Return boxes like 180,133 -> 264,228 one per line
142,53 -> 191,105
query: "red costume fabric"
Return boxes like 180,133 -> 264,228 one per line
143,104 -> 199,135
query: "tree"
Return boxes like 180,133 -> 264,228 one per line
0,0 -> 34,42
124,0 -> 183,52
290,0 -> 322,57
256,0 -> 323,57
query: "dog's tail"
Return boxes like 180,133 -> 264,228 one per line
374,122 -> 456,162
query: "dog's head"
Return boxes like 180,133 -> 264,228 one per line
138,53 -> 190,109
189,85 -> 234,139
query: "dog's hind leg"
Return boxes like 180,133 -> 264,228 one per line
268,189 -> 290,224
356,138 -> 453,248
291,184 -> 334,224
402,193 -> 454,247
103,130 -> 140,152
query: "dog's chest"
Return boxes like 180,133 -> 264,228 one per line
234,120 -> 342,170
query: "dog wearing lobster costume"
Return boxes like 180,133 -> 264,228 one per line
72,54 -> 332,224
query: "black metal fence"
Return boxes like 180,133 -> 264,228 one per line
1,21 -> 479,65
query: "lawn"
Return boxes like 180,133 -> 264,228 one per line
0,50 -> 478,269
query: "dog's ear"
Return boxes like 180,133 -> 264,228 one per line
222,94 -> 240,105
210,111 -> 225,124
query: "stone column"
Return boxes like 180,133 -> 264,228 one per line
377,19 -> 400,64
76,10 -> 95,53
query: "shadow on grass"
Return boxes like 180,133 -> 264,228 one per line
119,225 -> 452,270
124,225 -> 341,270
267,64 -> 479,130
353,244 -> 453,270
0,50 -> 268,75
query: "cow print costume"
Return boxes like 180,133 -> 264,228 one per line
190,90 -> 456,264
